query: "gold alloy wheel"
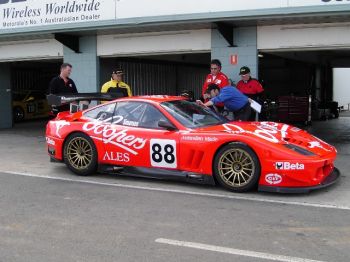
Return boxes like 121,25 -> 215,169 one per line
66,137 -> 93,170
218,148 -> 255,188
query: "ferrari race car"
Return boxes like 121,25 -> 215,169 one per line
45,95 -> 340,193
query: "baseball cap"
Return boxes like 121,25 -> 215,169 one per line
239,66 -> 250,75
112,69 -> 124,75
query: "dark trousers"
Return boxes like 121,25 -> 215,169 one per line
234,103 -> 251,121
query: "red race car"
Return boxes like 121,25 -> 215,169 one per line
46,95 -> 340,193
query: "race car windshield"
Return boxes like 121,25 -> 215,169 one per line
161,100 -> 227,128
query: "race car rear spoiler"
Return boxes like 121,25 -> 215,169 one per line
46,93 -> 122,107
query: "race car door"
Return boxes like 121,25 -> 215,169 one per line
102,101 -> 180,170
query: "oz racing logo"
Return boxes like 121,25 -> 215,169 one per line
275,162 -> 305,170
0,0 -> 26,4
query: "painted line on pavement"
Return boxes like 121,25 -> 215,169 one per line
155,238 -> 326,262
1,170 -> 349,211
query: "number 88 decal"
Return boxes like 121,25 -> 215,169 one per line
150,139 -> 177,168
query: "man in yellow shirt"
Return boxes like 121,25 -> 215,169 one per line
101,69 -> 132,97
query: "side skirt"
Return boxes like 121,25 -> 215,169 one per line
98,165 -> 216,186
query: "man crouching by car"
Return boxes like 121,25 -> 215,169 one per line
198,84 -> 251,121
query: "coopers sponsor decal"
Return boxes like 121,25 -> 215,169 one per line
275,162 -> 305,170
83,122 -> 147,155
223,122 -> 290,143
265,174 -> 282,185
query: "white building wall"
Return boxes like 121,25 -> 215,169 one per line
333,68 -> 350,109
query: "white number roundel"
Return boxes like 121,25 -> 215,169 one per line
150,139 -> 177,168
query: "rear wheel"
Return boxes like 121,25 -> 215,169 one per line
63,133 -> 98,176
214,143 -> 261,193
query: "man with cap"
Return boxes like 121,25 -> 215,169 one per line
236,66 -> 264,101
101,69 -> 132,97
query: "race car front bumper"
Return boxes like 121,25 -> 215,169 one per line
258,167 -> 340,194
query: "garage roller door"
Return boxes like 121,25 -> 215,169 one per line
258,23 -> 350,51
97,29 -> 211,57
0,39 -> 63,62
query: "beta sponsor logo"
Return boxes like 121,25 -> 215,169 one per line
275,162 -> 304,170
265,174 -> 282,185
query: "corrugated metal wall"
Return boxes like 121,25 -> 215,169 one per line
103,59 -> 208,99
11,59 -> 208,97
11,65 -> 60,93
119,60 -> 177,96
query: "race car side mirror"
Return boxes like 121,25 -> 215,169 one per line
158,120 -> 177,131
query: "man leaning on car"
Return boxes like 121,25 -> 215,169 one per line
199,83 -> 251,121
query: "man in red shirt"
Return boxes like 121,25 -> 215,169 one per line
237,66 -> 264,101
202,59 -> 229,110
202,59 -> 229,95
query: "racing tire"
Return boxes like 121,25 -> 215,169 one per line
63,133 -> 98,176
213,142 -> 261,193
13,106 -> 25,122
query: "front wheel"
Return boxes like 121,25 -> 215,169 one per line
63,133 -> 98,176
214,143 -> 261,193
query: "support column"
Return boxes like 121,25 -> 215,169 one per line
0,64 -> 12,129
211,26 -> 258,84
63,36 -> 100,93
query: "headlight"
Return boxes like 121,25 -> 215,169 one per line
283,144 -> 316,156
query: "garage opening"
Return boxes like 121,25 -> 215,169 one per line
100,53 -> 210,98
10,59 -> 62,123
259,49 -> 350,123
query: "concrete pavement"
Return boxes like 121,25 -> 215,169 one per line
0,171 -> 349,262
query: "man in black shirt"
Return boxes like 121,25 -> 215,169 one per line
48,63 -> 78,94
48,63 -> 78,116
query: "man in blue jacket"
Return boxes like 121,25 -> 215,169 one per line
201,83 -> 251,121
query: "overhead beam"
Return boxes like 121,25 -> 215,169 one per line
54,33 -> 80,53
215,22 -> 235,47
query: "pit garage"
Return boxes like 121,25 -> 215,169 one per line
97,29 -> 212,98
0,38 -> 63,127
258,23 -> 350,123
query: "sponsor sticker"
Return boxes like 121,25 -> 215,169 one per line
55,120 -> 70,138
46,137 -> 55,146
265,174 -> 282,185
275,162 -> 304,170
103,151 -> 130,163
83,122 -> 147,155
150,139 -> 177,169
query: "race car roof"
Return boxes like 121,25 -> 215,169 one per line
117,95 -> 186,103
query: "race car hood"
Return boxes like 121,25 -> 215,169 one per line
195,121 -> 336,156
